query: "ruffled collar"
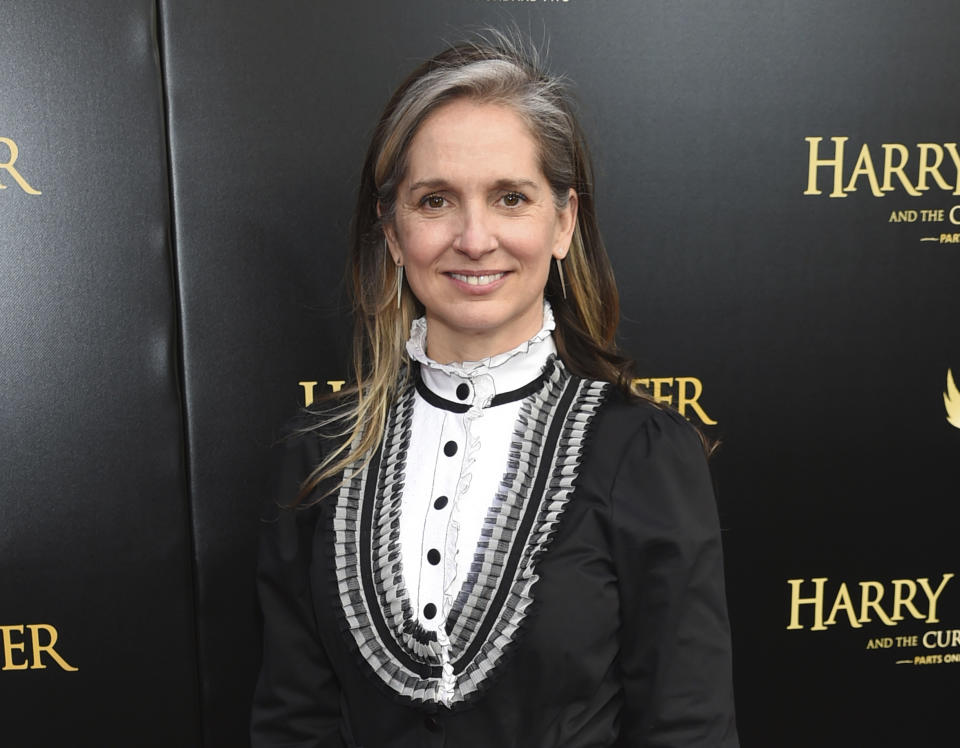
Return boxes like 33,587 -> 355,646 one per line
405,302 -> 557,409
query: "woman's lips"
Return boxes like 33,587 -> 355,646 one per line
448,272 -> 506,286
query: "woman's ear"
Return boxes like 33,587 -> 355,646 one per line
378,201 -> 403,265
552,189 -> 579,260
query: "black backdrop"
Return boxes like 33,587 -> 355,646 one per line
2,1 -> 959,746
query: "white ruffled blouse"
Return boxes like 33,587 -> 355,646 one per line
400,303 -> 557,696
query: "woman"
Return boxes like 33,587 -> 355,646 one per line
252,31 -> 739,748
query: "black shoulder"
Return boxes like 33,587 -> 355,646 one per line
592,386 -> 703,451
264,398 -> 355,519
577,385 -> 710,501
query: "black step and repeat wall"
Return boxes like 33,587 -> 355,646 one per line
2,1 -> 958,746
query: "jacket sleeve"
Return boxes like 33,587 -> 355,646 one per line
250,428 -> 346,748
610,410 -> 739,748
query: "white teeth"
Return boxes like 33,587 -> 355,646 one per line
450,272 -> 504,286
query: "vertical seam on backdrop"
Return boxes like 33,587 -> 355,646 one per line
153,1 -> 206,745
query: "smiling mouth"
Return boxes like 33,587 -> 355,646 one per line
448,272 -> 506,286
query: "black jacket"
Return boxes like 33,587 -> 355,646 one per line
252,361 -> 739,747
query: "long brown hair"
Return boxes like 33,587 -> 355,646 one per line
297,30 -> 646,504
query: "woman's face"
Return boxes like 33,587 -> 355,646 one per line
384,98 -> 577,364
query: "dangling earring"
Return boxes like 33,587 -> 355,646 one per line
555,257 -> 567,300
396,264 -> 404,309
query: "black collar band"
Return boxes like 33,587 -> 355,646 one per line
412,360 -> 553,413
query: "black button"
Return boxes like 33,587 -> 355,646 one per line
433,495 -> 448,510
443,440 -> 457,457
456,383 -> 469,400
424,715 -> 441,732
423,603 -> 437,619
427,548 -> 441,565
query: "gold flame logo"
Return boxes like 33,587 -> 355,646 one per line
945,369 -> 960,430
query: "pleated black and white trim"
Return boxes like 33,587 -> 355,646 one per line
327,358 -> 608,707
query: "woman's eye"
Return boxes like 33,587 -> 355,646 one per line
421,194 -> 446,209
502,192 -> 524,207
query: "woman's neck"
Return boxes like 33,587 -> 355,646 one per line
422,304 -> 548,365
406,301 -> 556,372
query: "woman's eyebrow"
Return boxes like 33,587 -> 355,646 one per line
407,177 -> 540,193
490,178 -> 538,192
406,178 -> 450,193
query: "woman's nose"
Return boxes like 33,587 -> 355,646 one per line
453,204 -> 497,258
